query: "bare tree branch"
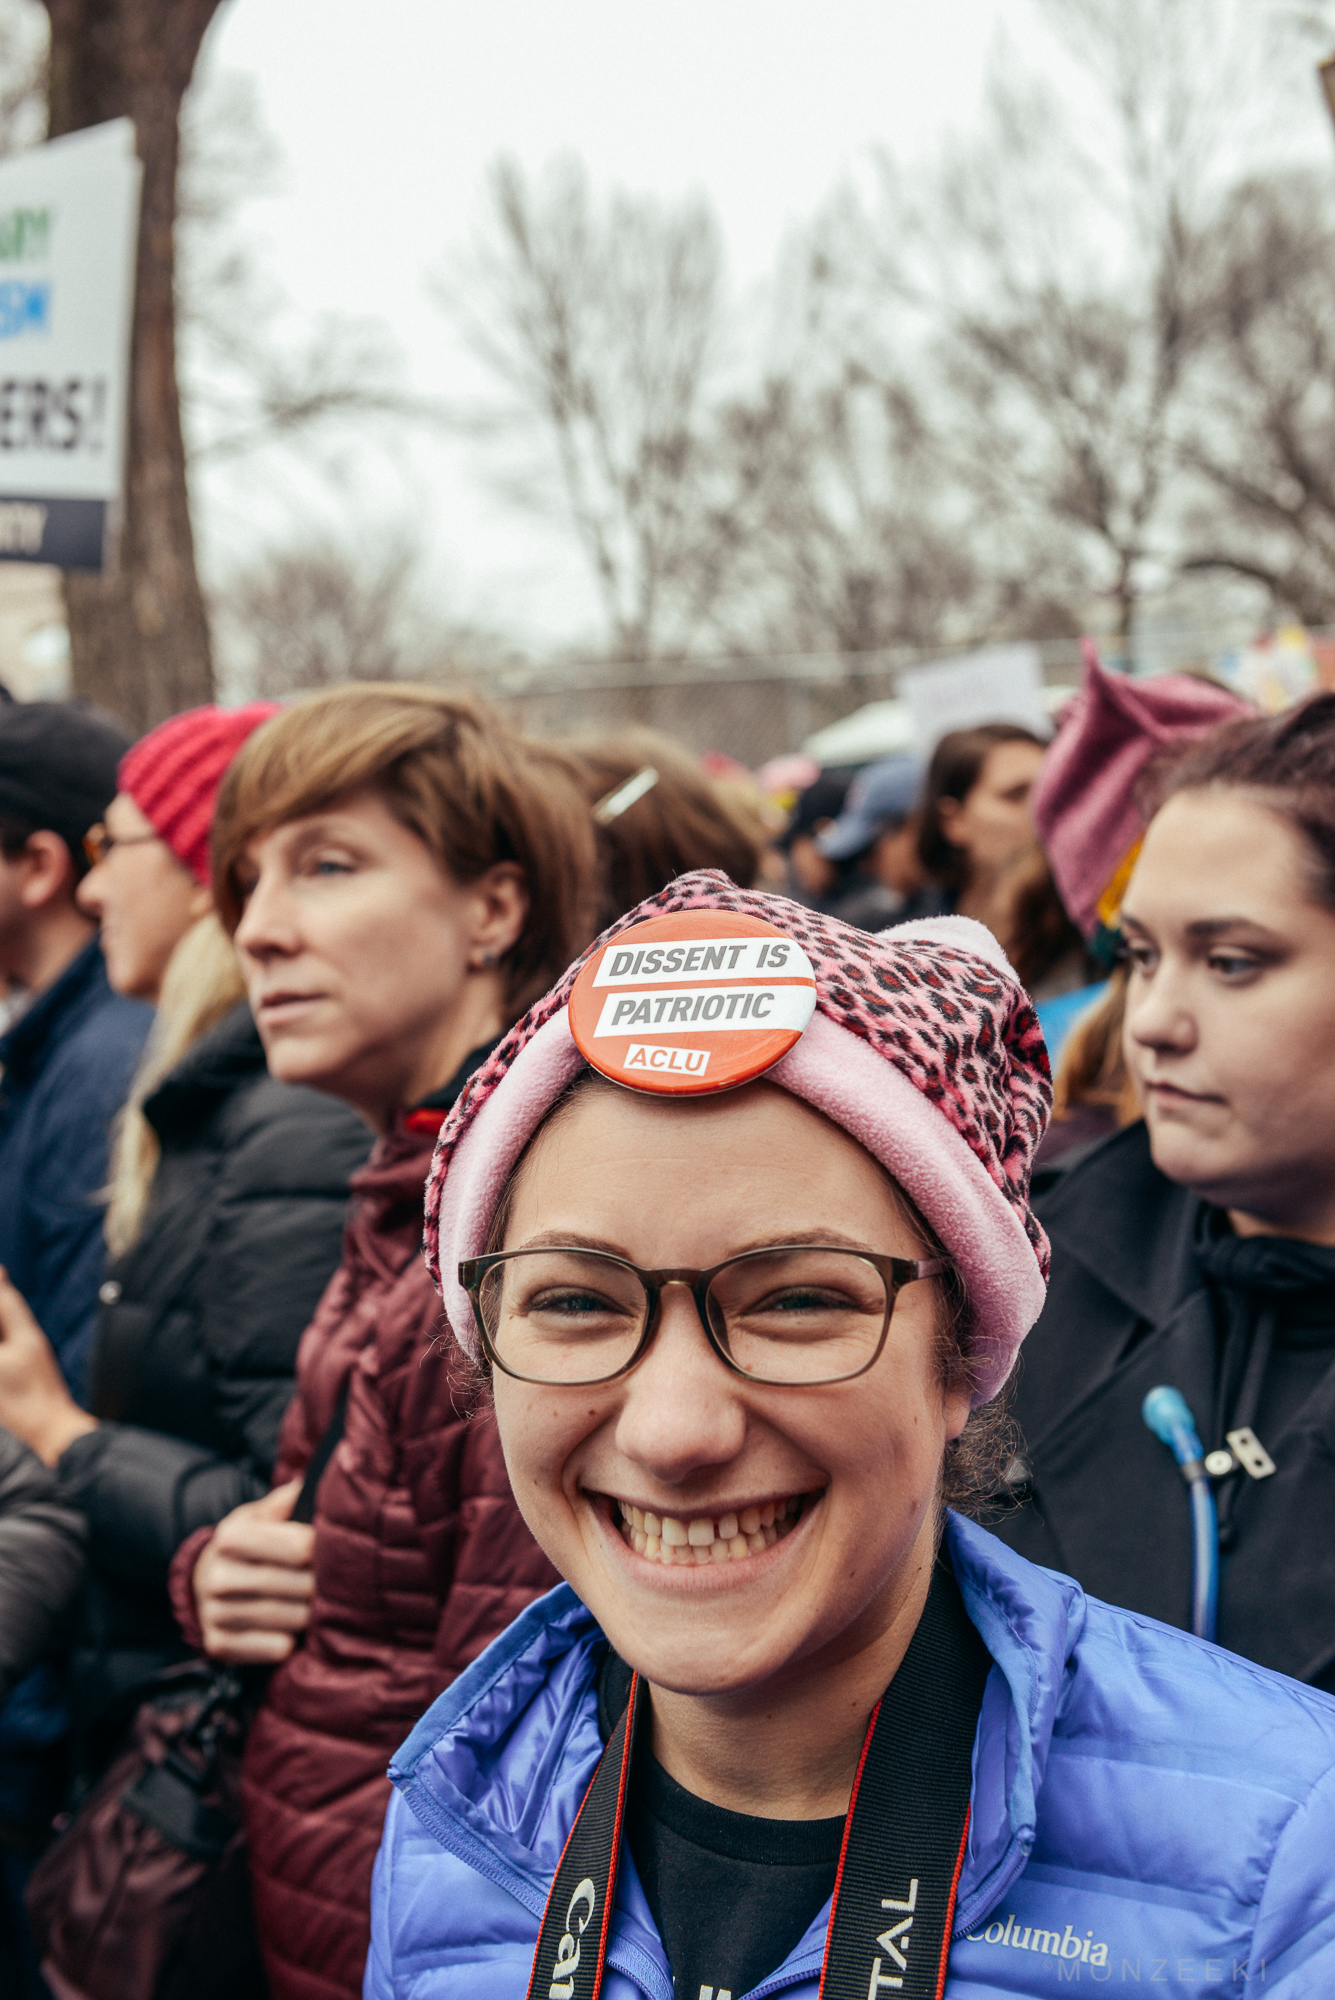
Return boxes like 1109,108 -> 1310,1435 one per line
212,531 -> 518,698
0,0 -> 45,155
438,154 -> 735,660
176,64 -> 435,472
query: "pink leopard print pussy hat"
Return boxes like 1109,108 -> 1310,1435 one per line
423,872 -> 1052,1405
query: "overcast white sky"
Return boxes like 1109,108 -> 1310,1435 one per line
193,0 -> 1332,658
193,0 -> 1045,652
207,0 -> 1016,293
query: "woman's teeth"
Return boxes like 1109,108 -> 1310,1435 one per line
615,1496 -> 807,1564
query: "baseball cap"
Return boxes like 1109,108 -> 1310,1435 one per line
816,755 -> 924,862
0,700 -> 131,868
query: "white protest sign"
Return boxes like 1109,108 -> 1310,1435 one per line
900,642 -> 1049,747
0,120 -> 141,570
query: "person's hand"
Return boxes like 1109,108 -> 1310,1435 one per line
0,1266 -> 97,1466
192,1480 -> 316,1664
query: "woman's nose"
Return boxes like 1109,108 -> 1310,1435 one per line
75,863 -> 106,918
1127,963 -> 1195,1052
233,873 -> 298,960
613,1287 -> 747,1485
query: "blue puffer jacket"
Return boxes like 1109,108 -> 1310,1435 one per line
366,1515 -> 1335,2000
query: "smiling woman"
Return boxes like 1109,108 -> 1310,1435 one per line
478,1082 -> 972,1735
995,692 -> 1335,1689
364,873 -> 1335,2000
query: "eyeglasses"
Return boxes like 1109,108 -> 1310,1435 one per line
82,823 -> 161,867
458,1243 -> 953,1387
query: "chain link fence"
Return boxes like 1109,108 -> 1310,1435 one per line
479,621 -> 1303,768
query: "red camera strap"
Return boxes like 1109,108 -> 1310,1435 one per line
525,1563 -> 992,2000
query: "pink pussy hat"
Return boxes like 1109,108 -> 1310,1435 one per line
1034,644 -> 1250,947
424,872 -> 1052,1406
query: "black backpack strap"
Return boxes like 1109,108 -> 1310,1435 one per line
290,1380 -> 350,1526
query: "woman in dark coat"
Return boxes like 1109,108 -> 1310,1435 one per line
64,995 -> 368,1767
0,1426 -> 84,1708
993,694 -> 1335,1690
0,705 -> 371,1782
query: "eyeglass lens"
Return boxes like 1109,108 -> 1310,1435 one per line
476,1247 -> 891,1385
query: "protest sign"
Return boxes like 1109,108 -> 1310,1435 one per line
900,642 -> 1048,747
0,120 -> 141,571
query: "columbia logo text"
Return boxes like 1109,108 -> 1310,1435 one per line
966,1913 -> 1108,1966
963,1911 -> 1268,1983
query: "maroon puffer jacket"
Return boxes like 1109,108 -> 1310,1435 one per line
170,1110 -> 557,2000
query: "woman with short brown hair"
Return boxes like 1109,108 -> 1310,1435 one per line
172,685 -> 599,2000
212,684 -> 596,1020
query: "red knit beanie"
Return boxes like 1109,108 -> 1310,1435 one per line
117,703 -> 281,885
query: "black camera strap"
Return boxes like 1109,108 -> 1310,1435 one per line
526,1562 -> 992,2000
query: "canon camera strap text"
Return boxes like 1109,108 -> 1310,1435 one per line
525,1563 -> 993,2000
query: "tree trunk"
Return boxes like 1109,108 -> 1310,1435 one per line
43,0 -> 220,731
1113,549 -> 1137,666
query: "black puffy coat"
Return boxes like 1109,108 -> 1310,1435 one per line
55,1001 -> 371,1768
0,1427 -> 85,1705
992,1119 -> 1335,1689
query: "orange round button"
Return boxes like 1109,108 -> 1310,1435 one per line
568,909 -> 817,1097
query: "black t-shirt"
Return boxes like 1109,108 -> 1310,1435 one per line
598,1652 -> 844,2000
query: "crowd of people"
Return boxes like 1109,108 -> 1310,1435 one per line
0,657 -> 1332,2000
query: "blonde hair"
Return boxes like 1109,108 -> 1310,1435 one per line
103,914 -> 247,1258
213,685 -> 599,1021
1050,963 -> 1141,1130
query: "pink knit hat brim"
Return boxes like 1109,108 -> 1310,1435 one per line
437,998 -> 1044,1408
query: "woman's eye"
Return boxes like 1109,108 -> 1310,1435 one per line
747,1287 -> 852,1316
1123,943 -> 1156,974
1209,953 -> 1260,980
307,854 -> 355,878
526,1288 -> 630,1319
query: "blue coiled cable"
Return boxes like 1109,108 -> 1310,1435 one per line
1142,1385 -> 1218,1643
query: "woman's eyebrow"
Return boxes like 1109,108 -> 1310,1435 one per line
511,1226 -> 880,1257
285,817 -> 363,853
244,818 -> 349,869
1120,911 -> 1284,946
741,1227 -> 875,1252
1182,917 -> 1285,943
514,1229 -> 631,1255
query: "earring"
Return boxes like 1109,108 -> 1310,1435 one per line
473,951 -> 499,971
